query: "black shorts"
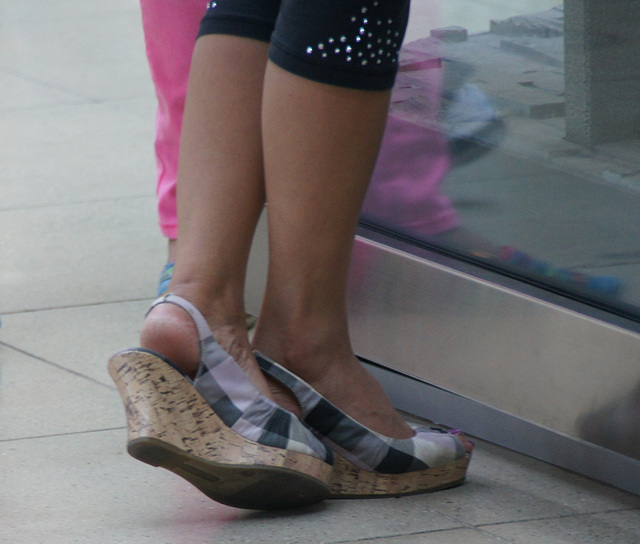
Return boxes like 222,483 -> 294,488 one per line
198,0 -> 410,90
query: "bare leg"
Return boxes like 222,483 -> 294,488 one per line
141,39 -> 426,440
166,238 -> 178,263
252,63 -> 414,439
141,35 -> 270,394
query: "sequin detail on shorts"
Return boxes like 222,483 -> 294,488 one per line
305,1 -> 401,67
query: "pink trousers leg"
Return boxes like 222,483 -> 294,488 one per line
140,0 -> 207,240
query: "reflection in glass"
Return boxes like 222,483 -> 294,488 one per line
362,3 -> 639,308
358,2 -> 640,461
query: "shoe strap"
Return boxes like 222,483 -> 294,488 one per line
148,293 -> 212,345
148,294 -> 234,380
252,351 -> 315,416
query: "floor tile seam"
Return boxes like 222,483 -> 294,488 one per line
0,341 -> 116,391
0,194 -> 154,215
0,296 -> 152,316
327,506 -> 492,544
0,89 -> 153,115
2,8 -> 145,64
472,525 -> 526,543
414,510 -> 563,543
474,506 -> 640,531
0,65 -> 106,106
329,524 -> 472,544
1,96 -> 96,114
4,7 -> 141,27
0,426 -> 126,444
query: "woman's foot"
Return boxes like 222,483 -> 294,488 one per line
140,293 -> 271,397
111,294 -> 335,509
256,352 -> 473,496
259,343 -> 473,452
252,318 -> 474,453
252,324 -> 417,440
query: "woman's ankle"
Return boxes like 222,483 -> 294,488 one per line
252,325 -> 414,439
251,323 -> 349,383
142,294 -> 277,401
140,303 -> 201,378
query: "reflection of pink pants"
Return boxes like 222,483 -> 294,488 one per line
362,114 -> 460,237
140,0 -> 206,240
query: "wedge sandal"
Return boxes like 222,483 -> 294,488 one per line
255,351 -> 472,498
108,294 -> 333,510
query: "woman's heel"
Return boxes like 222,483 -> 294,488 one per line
109,349 -> 332,510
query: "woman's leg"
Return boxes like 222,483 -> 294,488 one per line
123,3 -> 471,507
251,62 -> 413,439
140,35 -> 271,393
141,38 -> 416,437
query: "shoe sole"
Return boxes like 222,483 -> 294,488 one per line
329,453 -> 471,498
108,351 -> 332,510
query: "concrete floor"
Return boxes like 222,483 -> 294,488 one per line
2,1 -> 640,542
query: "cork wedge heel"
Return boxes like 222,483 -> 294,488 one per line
329,450 -> 470,498
255,351 -> 472,499
108,295 -> 333,510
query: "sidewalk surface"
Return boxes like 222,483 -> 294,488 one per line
2,1 -> 640,543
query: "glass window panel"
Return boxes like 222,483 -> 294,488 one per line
361,1 -> 640,319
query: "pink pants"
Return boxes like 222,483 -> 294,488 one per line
140,0 -> 206,240
141,0 -> 457,241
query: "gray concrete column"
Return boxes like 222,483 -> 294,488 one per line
564,0 -> 640,145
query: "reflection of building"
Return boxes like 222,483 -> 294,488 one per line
434,3 -> 640,146
564,1 -> 640,145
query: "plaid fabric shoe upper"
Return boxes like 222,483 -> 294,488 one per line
255,351 -> 467,473
148,294 -> 333,465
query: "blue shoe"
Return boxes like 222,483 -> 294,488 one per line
108,294 -> 333,510
442,83 -> 505,164
255,351 -> 472,498
157,262 -> 174,297
498,246 -> 622,296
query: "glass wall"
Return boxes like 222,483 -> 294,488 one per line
356,1 -> 640,462
361,1 -> 640,321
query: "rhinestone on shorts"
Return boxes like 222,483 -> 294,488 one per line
305,1 -> 401,68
